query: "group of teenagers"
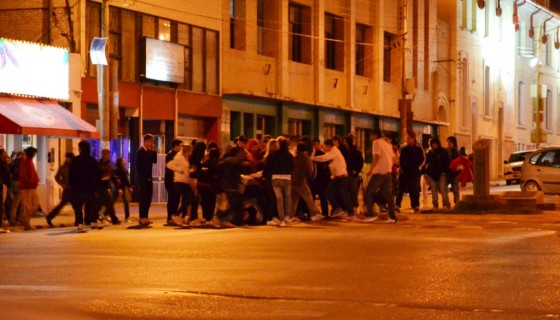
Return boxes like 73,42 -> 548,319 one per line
163,127 -> 473,228
0,141 -> 136,232
0,127 -> 473,232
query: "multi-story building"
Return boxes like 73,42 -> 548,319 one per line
221,0 -> 445,160
0,0 -> 223,205
439,0 -> 560,179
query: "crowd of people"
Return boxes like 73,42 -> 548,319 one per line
0,129 -> 474,232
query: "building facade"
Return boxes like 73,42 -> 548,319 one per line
221,0 -> 445,160
439,0 -> 560,179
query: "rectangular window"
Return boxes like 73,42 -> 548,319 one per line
484,66 -> 491,117
192,27 -> 205,93
484,0 -> 490,37
325,13 -> 344,71
257,0 -> 264,55
461,58 -> 469,127
289,3 -> 311,64
288,119 -> 311,137
205,30 -> 219,94
109,7 -> 122,79
356,24 -> 371,77
461,0 -> 468,28
121,9 -> 136,82
471,0 -> 477,32
383,32 -> 393,83
178,23 -> 192,90
518,81 -> 525,126
546,35 -> 552,66
230,111 -> 241,141
257,0 -> 276,57
85,1 -> 101,77
158,19 -> 171,41
230,0 -> 246,50
546,90 -> 553,131
142,15 -> 156,38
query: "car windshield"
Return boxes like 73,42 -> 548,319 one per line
508,152 -> 530,163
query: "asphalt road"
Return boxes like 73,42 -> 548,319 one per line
1,209 -> 560,320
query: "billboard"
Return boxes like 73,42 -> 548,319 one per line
0,38 -> 69,100
140,37 -> 184,84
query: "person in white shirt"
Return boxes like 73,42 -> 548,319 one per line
166,144 -> 195,225
311,139 -> 353,218
364,128 -> 397,223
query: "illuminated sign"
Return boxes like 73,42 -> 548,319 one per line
0,38 -> 69,100
140,37 -> 184,84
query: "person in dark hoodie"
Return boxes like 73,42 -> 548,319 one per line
263,138 -> 294,227
395,130 -> 425,213
291,142 -> 322,222
424,136 -> 451,210
343,136 -> 364,215
69,140 -> 100,231
198,147 -> 221,222
214,147 -> 252,227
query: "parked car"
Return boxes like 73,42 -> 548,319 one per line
504,150 -> 534,185
520,147 -> 560,194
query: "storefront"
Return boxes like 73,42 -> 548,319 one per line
0,38 -> 99,210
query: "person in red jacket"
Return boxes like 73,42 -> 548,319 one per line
19,147 -> 39,230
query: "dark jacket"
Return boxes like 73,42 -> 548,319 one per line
164,150 -> 178,188
312,150 -> 330,183
425,147 -> 450,181
263,149 -> 293,180
198,158 -> 219,188
54,162 -> 70,190
291,151 -> 313,186
217,157 -> 251,192
0,161 -> 11,187
399,143 -> 425,177
346,147 -> 364,176
113,166 -> 131,190
136,146 -> 157,183
447,148 -> 461,180
69,153 -> 99,194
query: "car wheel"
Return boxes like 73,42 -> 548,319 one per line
524,181 -> 540,192
506,180 -> 512,186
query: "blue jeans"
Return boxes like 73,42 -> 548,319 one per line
272,179 -> 291,221
428,174 -> 450,209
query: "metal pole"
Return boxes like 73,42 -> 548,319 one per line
98,0 -> 111,148
400,0 -> 409,142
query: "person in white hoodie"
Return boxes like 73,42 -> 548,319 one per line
166,144 -> 195,225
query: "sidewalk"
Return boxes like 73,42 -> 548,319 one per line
4,181 -> 559,232
11,203 -> 170,231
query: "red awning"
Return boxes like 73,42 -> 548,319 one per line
0,97 -> 99,138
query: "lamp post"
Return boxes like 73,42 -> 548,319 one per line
399,0 -> 412,142
533,17 -> 546,149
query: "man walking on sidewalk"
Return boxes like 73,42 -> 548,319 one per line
45,152 -> 74,227
364,129 -> 397,223
69,141 -> 99,231
136,134 -> 157,226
